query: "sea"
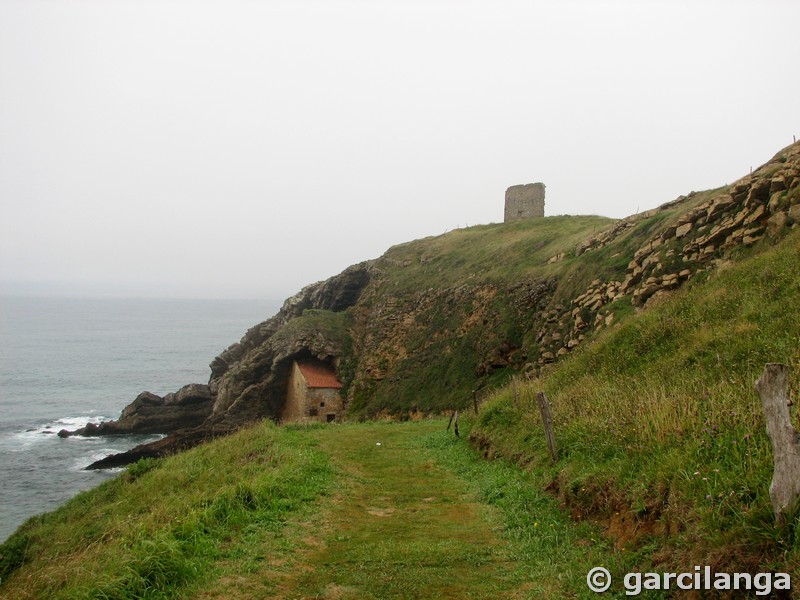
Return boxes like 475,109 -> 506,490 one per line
0,295 -> 279,543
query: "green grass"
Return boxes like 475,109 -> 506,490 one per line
0,419 -> 677,599
284,421 -> 525,599
0,422 -> 333,599
198,420 -> 642,598
377,215 -> 615,293
271,308 -> 352,353
285,420 -> 685,598
420,421 -> 642,598
470,228 -> 800,575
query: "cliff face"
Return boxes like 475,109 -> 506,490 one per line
80,141 -> 800,466
206,261 -> 372,425
344,277 -> 557,415
208,262 -> 372,383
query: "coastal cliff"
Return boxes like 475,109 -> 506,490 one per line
73,141 -> 800,467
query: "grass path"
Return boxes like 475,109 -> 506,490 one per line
276,421 -> 521,599
192,419 -> 620,599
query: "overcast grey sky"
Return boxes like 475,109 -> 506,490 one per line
1,0 -> 798,300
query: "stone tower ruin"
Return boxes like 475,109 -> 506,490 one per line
504,182 -> 545,222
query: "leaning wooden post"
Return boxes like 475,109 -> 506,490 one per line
453,410 -> 460,438
755,363 -> 800,526
512,377 -> 519,410
537,391 -> 558,462
447,411 -> 455,431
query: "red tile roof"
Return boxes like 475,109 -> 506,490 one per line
297,360 -> 343,389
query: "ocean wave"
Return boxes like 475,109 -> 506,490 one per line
9,415 -> 114,447
46,415 -> 112,431
74,450 -> 126,473
72,433 -> 163,471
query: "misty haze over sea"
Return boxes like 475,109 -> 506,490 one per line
0,295 -> 277,542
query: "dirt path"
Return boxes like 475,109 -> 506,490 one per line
270,421 -> 521,599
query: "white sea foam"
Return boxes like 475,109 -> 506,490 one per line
53,415 -> 113,428
74,450 -> 125,473
11,415 -> 114,445
72,433 -> 162,472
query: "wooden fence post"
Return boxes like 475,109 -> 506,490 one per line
537,391 -> 558,462
755,363 -> 800,525
512,376 -> 519,410
453,410 -> 460,438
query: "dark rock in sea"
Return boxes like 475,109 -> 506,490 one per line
59,383 -> 215,437
122,384 -> 215,432
84,426 -> 229,469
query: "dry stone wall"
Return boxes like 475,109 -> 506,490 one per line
531,141 -> 800,368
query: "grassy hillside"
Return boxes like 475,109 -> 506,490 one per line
11,417 -> 745,599
374,194 -> 718,302
470,227 -> 800,574
0,419 -> 641,599
376,215 -> 615,292
0,423 -> 332,599
344,195 -> 725,417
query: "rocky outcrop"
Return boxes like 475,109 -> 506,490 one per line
207,313 -> 348,426
84,426 -> 227,469
205,261 -> 373,426
528,141 -> 800,366
574,194 -> 693,257
58,383 -> 214,437
209,261 -> 373,380
618,143 -> 798,306
346,278 -> 556,411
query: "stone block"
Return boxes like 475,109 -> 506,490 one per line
767,212 -> 788,238
675,222 -> 693,238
